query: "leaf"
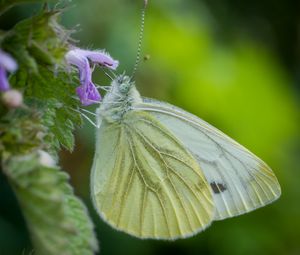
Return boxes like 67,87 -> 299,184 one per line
2,10 -> 82,151
0,107 -> 47,156
2,152 -> 98,255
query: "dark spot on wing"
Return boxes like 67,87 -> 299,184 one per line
210,182 -> 227,194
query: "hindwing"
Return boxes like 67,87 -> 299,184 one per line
134,98 -> 281,220
91,110 -> 215,239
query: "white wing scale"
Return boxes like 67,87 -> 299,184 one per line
133,98 -> 281,220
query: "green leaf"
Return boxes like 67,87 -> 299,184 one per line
0,107 -> 47,156
3,9 -> 70,67
2,10 -> 82,151
2,152 -> 98,255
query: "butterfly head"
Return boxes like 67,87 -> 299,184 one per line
115,74 -> 133,94
98,74 -> 142,122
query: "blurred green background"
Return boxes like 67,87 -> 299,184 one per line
1,0 -> 300,254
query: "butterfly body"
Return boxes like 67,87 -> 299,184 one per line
98,75 -> 141,123
91,74 -> 281,239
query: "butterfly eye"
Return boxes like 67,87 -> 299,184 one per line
119,82 -> 130,93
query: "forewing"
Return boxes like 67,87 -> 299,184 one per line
134,98 -> 281,220
91,111 -> 214,239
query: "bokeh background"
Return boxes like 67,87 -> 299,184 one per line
1,0 -> 299,254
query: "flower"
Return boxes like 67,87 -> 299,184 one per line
2,89 -> 23,108
0,50 -> 18,91
66,48 -> 119,106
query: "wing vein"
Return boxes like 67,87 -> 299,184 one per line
133,122 -> 213,207
125,126 -> 175,236
126,126 -> 182,235
132,125 -> 213,226
140,185 -> 147,236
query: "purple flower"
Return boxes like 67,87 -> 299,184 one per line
0,50 -> 18,92
66,48 -> 119,106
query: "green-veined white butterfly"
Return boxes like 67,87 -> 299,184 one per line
90,74 -> 281,240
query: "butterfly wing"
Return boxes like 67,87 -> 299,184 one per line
91,110 -> 215,239
134,98 -> 281,220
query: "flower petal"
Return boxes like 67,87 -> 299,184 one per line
83,50 -> 119,70
65,47 -> 119,105
65,49 -> 86,69
0,50 -> 18,71
0,66 -> 10,91
76,81 -> 101,106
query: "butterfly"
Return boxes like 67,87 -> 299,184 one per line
90,74 -> 281,240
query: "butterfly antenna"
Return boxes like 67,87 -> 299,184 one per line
131,0 -> 148,78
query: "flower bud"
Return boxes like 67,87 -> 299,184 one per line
2,89 -> 23,108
